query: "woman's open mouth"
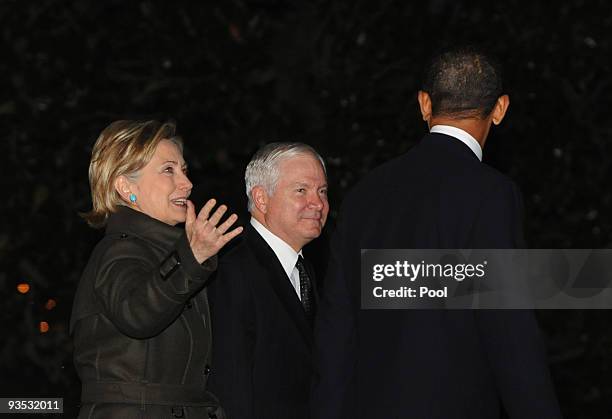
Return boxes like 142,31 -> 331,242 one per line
171,198 -> 187,207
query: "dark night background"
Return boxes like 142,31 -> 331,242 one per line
2,0 -> 612,417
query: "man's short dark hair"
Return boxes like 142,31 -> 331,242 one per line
422,46 -> 503,118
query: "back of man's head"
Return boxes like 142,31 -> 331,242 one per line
422,46 -> 503,119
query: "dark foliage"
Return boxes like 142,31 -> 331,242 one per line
2,0 -> 612,416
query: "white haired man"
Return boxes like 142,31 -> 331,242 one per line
208,143 -> 329,419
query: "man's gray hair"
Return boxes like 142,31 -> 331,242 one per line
245,142 -> 326,212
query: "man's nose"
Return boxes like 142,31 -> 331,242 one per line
308,191 -> 325,210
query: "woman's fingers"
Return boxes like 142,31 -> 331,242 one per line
222,225 -> 243,243
196,198 -> 217,224
185,200 -> 197,231
184,200 -> 198,242
216,213 -> 238,235
207,204 -> 228,227
187,199 -> 243,263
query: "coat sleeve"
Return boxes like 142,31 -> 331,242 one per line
471,180 -> 562,419
208,257 -> 256,419
311,207 -> 358,419
94,232 -> 216,339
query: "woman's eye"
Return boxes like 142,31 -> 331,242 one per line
296,188 -> 305,193
163,167 -> 174,174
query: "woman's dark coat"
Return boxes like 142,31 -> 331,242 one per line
70,206 -> 223,419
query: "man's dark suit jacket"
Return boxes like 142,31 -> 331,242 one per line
208,223 -> 317,419
312,132 -> 562,419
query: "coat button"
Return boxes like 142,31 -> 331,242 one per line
204,364 -> 211,375
120,233 -> 128,239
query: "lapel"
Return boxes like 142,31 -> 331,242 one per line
245,224 -> 313,348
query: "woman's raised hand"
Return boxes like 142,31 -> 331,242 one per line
185,199 -> 243,264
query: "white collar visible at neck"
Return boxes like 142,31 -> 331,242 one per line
430,125 -> 482,161
250,217 -> 302,279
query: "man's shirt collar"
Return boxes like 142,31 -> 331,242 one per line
250,217 -> 302,279
430,125 -> 483,161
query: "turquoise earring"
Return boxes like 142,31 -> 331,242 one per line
129,193 -> 137,203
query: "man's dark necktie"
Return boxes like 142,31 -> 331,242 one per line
296,256 -> 314,324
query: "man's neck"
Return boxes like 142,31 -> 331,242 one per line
429,116 -> 491,149
251,213 -> 303,253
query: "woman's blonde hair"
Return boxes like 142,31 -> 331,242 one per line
80,120 -> 183,228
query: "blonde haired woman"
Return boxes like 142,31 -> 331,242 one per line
71,120 -> 241,419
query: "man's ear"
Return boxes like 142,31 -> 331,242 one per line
417,90 -> 432,123
114,175 -> 133,202
251,186 -> 268,214
491,94 -> 510,126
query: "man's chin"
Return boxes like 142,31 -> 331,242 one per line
299,226 -> 323,240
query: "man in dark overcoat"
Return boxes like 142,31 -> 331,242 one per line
311,46 -> 562,419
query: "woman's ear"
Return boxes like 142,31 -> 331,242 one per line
114,175 -> 132,202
